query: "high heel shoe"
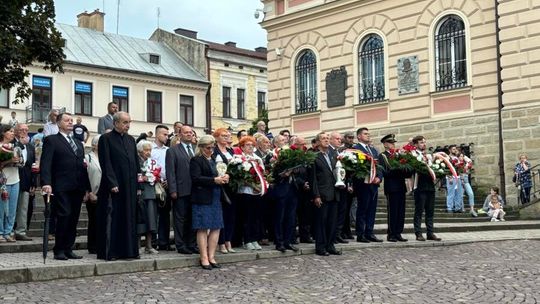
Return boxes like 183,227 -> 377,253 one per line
199,261 -> 212,270
209,261 -> 221,269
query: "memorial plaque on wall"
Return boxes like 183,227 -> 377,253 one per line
326,66 -> 348,108
397,56 -> 419,95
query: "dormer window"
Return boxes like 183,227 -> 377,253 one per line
149,54 -> 160,64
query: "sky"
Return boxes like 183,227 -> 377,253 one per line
53,0 -> 268,50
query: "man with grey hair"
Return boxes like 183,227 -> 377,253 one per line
14,123 -> 36,241
273,134 -> 287,149
96,111 -> 140,260
43,109 -> 59,137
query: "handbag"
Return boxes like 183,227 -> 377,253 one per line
155,182 -> 166,202
220,187 -> 232,205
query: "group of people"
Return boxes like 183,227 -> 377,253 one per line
1,101 -> 535,269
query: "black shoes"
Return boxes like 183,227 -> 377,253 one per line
158,245 -> 175,251
342,233 -> 355,240
200,261 -> 212,270
54,253 -> 68,261
284,245 -> 299,252
327,248 -> 342,255
275,245 -> 286,253
356,236 -> 370,243
427,234 -> 442,241
189,247 -> 200,254
65,251 -> 83,259
387,236 -> 398,242
416,234 -> 426,241
209,262 -> 221,269
336,236 -> 349,244
316,251 -> 329,256
366,235 -> 383,243
395,235 -> 408,242
177,247 -> 192,254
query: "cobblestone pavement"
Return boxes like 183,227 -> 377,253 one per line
1,240 -> 540,303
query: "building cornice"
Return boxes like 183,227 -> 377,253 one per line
32,62 -> 209,91
261,0 -> 377,31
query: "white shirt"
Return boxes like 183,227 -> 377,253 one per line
151,142 -> 168,180
43,122 -> 59,137
181,142 -> 194,157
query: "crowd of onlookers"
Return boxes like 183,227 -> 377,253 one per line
0,102 -> 535,269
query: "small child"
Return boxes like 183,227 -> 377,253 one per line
488,194 -> 505,222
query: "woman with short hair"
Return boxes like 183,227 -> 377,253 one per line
84,135 -> 101,253
190,135 -> 229,269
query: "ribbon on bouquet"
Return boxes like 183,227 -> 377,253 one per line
247,158 -> 269,196
344,149 -> 377,184
433,152 -> 458,178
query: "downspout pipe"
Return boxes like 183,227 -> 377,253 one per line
494,0 -> 506,201
205,45 -> 212,134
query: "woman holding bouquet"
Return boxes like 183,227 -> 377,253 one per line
190,135 -> 229,270
236,136 -> 265,251
212,128 -> 236,254
0,125 -> 20,243
136,140 -> 159,254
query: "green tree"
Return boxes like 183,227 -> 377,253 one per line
0,0 -> 65,104
248,108 -> 269,135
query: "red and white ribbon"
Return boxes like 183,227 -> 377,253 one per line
433,152 -> 458,178
248,159 -> 268,196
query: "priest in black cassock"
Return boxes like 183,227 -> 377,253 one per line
96,111 -> 140,260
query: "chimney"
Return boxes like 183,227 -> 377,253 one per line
77,9 -> 105,32
224,41 -> 237,48
255,47 -> 267,53
174,28 -> 198,39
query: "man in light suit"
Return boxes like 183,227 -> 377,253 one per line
353,127 -> 384,243
309,132 -> 341,256
41,113 -> 90,260
97,102 -> 118,134
165,125 -> 197,254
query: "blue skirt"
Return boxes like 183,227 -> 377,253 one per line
192,187 -> 224,230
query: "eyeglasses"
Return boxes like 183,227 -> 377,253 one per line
203,145 -> 215,150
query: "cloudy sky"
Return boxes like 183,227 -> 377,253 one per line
53,0 -> 268,50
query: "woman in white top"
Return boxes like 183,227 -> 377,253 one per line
84,135 -> 101,253
236,136 -> 266,251
0,125 -> 21,243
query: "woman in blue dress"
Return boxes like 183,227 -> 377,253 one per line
190,135 -> 230,270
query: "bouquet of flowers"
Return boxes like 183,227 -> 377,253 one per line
140,159 -> 162,186
0,143 -> 14,162
270,145 -> 316,179
452,156 -> 473,175
337,149 -> 378,182
227,154 -> 269,195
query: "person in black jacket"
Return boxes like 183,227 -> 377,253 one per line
190,135 -> 229,270
379,134 -> 412,242
308,132 -> 341,256
41,113 -> 90,260
412,136 -> 442,242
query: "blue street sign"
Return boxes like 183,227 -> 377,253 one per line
75,82 -> 92,93
33,76 -> 51,88
112,86 -> 128,97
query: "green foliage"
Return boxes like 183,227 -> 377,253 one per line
0,0 -> 65,104
248,108 -> 269,135
271,148 -> 316,179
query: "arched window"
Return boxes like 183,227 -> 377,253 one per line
359,34 -> 385,103
435,14 -> 467,91
295,49 -> 317,113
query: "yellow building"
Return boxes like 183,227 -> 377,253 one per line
260,0 -> 540,205
150,28 -> 268,135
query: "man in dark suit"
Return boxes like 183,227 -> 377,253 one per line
353,127 -> 383,243
14,123 -> 36,241
97,101 -> 118,134
308,132 -> 341,256
166,125 -> 197,254
41,113 -> 90,260
379,134 -> 411,242
412,136 -> 442,242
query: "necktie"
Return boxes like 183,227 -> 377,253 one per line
68,135 -> 78,153
187,144 -> 194,158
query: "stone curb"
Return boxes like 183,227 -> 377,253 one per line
1,236 -> 539,284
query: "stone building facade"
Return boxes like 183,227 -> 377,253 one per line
260,0 -> 540,205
